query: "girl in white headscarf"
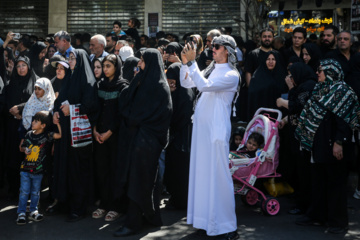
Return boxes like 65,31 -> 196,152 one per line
22,77 -> 56,131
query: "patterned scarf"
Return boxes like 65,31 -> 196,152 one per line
295,59 -> 360,151
22,78 -> 56,130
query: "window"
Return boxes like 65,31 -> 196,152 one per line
67,0 -> 145,35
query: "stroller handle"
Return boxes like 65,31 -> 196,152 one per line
254,108 -> 282,122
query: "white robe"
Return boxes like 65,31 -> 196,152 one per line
180,62 -> 239,236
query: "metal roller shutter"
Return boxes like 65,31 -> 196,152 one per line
0,0 -> 49,37
67,0 -> 145,35
162,0 -> 240,38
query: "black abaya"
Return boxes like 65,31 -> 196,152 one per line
116,49 -> 172,229
163,63 -> 194,209
53,49 -> 98,215
247,51 -> 287,120
122,56 -> 139,82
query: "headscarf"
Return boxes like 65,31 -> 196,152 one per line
22,77 -> 55,130
6,56 -> 38,110
50,60 -> 70,94
93,57 -> 105,82
295,59 -> 360,151
247,51 -> 287,120
119,48 -> 172,146
55,48 -> 98,124
28,41 -> 47,77
303,43 -> 322,74
122,56 -> 139,83
119,46 -> 134,62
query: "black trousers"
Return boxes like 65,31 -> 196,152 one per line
94,133 -> 119,211
306,160 -> 349,228
67,144 -> 92,216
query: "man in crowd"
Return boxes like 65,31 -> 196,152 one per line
325,31 -> 354,82
321,25 -> 339,56
105,33 -> 118,54
140,34 -> 149,48
89,34 -> 108,62
197,29 -> 221,71
283,27 -> 307,65
54,31 -> 74,58
181,34 -> 240,240
114,40 -> 129,55
17,35 -> 32,57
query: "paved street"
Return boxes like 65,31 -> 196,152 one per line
1,184 -> 360,240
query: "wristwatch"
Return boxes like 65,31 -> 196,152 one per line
187,60 -> 195,67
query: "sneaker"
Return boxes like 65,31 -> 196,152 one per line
16,213 -> 26,225
28,211 -> 44,222
353,188 -> 360,200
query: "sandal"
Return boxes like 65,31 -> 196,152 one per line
28,211 -> 44,222
92,208 -> 106,219
17,213 -> 26,225
105,211 -> 120,222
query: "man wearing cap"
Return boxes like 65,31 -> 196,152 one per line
54,31 -> 74,59
180,35 -> 240,240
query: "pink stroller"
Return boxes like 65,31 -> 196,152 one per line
229,108 -> 282,216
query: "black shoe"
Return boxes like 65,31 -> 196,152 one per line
295,216 -> 322,226
195,229 -> 207,236
66,213 -> 84,222
216,231 -> 239,240
288,207 -> 304,215
113,226 -> 137,237
327,227 -> 348,234
45,204 -> 59,215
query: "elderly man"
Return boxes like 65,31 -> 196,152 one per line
180,35 -> 240,240
89,34 -> 109,62
325,31 -> 354,82
54,31 -> 74,58
114,40 -> 129,55
197,29 -> 221,71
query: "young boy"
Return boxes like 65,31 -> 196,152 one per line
16,111 -> 61,225
238,132 -> 264,158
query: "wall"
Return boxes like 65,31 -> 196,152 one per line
48,0 -> 67,33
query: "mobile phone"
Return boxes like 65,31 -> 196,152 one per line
186,36 -> 197,50
134,66 -> 139,72
13,33 -> 21,40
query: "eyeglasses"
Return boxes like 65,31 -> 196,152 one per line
212,44 -> 222,50
317,66 -> 324,73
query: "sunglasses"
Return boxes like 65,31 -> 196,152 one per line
212,44 -> 222,50
317,66 -> 324,73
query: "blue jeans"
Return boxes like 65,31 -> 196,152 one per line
17,171 -> 43,214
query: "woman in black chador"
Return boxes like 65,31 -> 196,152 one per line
114,49 -> 172,237
122,56 -> 139,82
92,54 -> 128,221
51,49 -> 98,221
5,56 -> 38,199
163,62 -> 195,210
247,50 -> 287,121
28,41 -> 47,77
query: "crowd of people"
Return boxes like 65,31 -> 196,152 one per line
0,17 -> 360,238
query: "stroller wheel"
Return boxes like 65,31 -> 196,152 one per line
241,190 -> 259,206
261,197 -> 280,216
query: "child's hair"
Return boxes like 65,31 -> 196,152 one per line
33,111 -> 50,128
247,132 -> 264,147
233,126 -> 246,139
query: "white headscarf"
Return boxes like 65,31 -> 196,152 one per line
22,77 -> 56,130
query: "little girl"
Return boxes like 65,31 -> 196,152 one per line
238,132 -> 264,158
